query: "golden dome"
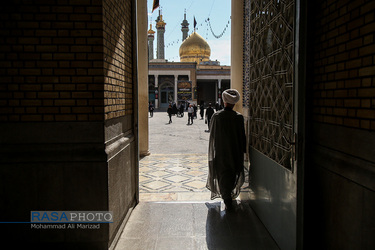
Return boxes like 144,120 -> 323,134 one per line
179,32 -> 211,64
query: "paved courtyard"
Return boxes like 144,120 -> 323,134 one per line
139,111 -> 249,201
148,110 -> 210,155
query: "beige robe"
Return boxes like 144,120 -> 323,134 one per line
206,107 -> 246,200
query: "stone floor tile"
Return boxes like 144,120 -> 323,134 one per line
114,201 -> 280,250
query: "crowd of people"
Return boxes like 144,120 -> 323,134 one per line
148,101 -> 223,131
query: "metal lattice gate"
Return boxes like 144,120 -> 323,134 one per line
245,0 -> 295,169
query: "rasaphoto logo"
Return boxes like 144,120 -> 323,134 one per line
30,211 -> 113,223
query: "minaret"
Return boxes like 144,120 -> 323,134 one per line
181,10 -> 189,41
147,24 -> 155,60
155,10 -> 166,59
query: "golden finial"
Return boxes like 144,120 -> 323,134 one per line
148,24 -> 155,35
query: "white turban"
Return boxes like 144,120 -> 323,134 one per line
222,89 -> 240,104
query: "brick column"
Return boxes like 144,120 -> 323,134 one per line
138,0 -> 150,157
0,0 -> 138,248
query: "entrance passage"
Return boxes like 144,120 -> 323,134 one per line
197,81 -> 216,107
113,112 -> 279,249
159,83 -> 174,109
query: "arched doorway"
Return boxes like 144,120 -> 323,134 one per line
159,82 -> 174,109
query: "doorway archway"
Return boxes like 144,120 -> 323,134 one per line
159,82 -> 174,109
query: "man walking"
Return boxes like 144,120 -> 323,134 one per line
205,103 -> 215,132
167,104 -> 173,124
200,101 -> 205,119
206,89 -> 246,211
149,102 -> 154,117
187,104 -> 194,125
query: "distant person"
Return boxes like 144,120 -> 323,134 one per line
193,104 -> 197,118
167,104 -> 173,124
187,104 -> 194,125
206,89 -> 246,211
200,101 -> 205,119
172,103 -> 178,115
149,102 -> 154,117
205,103 -> 215,132
215,102 -> 222,111
179,103 -> 184,116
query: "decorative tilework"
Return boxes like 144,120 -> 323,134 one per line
139,153 -> 249,201
139,154 -> 209,193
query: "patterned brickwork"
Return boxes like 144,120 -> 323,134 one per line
312,0 -> 375,130
103,0 -> 133,120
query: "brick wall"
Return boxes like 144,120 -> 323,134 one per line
0,0 -> 105,122
0,0 -> 134,123
103,0 -> 133,120
312,0 -> 375,130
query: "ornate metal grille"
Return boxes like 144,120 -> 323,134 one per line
243,0 -> 251,108
246,0 -> 295,169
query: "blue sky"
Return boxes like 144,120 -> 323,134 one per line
147,0 -> 231,65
